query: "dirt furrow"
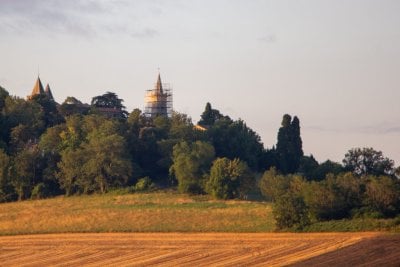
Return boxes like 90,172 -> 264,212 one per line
0,232 -> 396,266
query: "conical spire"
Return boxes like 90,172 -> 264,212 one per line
31,76 -> 45,96
45,83 -> 54,101
156,73 -> 163,93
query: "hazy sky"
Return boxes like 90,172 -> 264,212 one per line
0,0 -> 399,165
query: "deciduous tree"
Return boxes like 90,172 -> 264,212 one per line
0,149 -> 13,202
170,141 -> 215,194
343,147 -> 395,176
364,176 -> 400,217
82,133 -> 132,193
91,91 -> 128,118
11,146 -> 41,200
206,157 -> 253,199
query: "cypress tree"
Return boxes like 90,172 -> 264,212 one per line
276,114 -> 303,174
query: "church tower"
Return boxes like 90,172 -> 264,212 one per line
144,73 -> 173,118
45,83 -> 55,101
28,76 -> 45,100
28,76 -> 55,101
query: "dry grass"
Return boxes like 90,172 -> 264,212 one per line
0,190 -> 274,235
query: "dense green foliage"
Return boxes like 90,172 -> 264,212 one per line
198,102 -> 224,126
260,169 -> 400,230
170,141 -> 215,194
57,128 -> 132,195
273,193 -> 310,229
91,91 -> 128,118
206,158 -> 253,199
0,87 -> 265,200
199,103 -> 265,171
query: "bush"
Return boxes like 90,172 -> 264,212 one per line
364,176 -> 400,217
351,207 -> 384,219
258,167 -> 289,201
273,193 -> 310,230
133,177 -> 156,192
263,169 -> 400,230
302,178 -> 348,221
31,183 -> 51,200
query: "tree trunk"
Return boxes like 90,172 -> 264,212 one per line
17,187 -> 23,201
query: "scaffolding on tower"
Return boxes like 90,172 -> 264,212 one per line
144,74 -> 173,118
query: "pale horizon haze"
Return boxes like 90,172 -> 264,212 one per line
0,0 -> 399,165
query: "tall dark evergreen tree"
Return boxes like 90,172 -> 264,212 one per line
201,104 -> 264,171
0,86 -> 10,150
198,102 -> 223,127
298,155 -> 319,179
276,114 -> 303,174
0,86 -> 9,110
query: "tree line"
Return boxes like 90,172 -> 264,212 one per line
0,85 -> 399,226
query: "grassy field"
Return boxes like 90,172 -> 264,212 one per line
0,190 -> 274,235
0,190 -> 399,235
301,217 -> 400,232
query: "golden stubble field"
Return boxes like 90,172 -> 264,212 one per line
0,232 -> 399,266
0,192 -> 274,234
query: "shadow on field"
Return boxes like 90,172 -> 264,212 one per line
291,234 -> 400,267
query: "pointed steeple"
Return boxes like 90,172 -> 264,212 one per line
45,83 -> 54,101
156,73 -> 163,93
31,76 -> 45,96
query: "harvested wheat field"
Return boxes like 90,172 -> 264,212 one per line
0,232 -> 398,266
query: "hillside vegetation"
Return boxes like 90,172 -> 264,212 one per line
0,87 -> 399,231
0,190 -> 399,235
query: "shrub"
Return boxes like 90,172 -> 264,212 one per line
134,177 -> 156,192
31,183 -> 51,200
273,193 -> 310,230
258,167 -> 289,201
302,177 -> 348,220
364,176 -> 400,217
335,172 -> 364,211
351,207 -> 384,219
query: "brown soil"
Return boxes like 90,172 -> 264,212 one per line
292,234 -> 400,267
0,232 -> 397,266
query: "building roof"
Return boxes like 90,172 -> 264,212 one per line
45,83 -> 54,101
31,76 -> 45,96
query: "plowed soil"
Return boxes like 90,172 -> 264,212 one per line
0,232 -> 398,266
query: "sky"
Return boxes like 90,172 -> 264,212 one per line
0,0 -> 399,165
